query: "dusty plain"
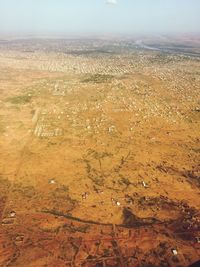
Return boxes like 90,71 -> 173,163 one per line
0,36 -> 200,267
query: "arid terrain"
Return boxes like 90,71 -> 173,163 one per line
0,36 -> 200,267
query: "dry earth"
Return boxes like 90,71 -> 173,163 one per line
0,37 -> 200,267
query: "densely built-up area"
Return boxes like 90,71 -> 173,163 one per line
0,36 -> 200,266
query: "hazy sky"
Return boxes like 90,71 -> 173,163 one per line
0,0 -> 200,36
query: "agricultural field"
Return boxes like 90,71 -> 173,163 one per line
0,37 -> 200,267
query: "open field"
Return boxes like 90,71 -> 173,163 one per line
0,36 -> 200,267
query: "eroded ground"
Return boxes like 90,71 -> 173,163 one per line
0,37 -> 200,267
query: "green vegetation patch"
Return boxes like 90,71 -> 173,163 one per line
6,94 -> 32,105
82,74 -> 114,83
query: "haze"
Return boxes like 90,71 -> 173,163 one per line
0,0 -> 200,36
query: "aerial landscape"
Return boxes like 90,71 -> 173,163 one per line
0,1 -> 200,267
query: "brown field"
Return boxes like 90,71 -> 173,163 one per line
0,37 -> 200,267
